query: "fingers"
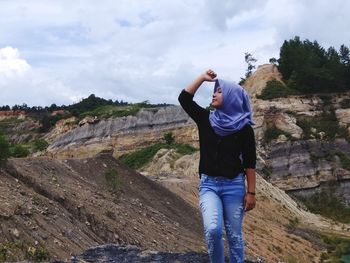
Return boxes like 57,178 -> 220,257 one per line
244,196 -> 256,212
206,69 -> 217,79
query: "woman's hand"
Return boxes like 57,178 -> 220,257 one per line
244,193 -> 256,212
201,69 -> 217,82
185,69 -> 217,95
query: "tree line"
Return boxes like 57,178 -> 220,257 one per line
275,36 -> 350,93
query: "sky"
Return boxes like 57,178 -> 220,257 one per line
0,0 -> 349,108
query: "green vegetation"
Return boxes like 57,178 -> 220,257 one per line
119,142 -> 197,170
256,80 -> 299,100
278,36 -> 350,94
296,111 -> 350,141
320,234 -> 350,262
254,36 -> 350,99
163,132 -> 175,145
39,114 -> 67,133
263,126 -> 292,144
335,151 -> 350,171
79,104 -> 143,120
33,138 -> 49,151
239,52 -> 257,85
0,241 -> 50,262
0,131 -> 10,165
9,144 -> 30,158
293,190 -> 350,224
104,169 -> 121,192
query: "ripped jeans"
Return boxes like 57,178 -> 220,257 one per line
199,172 -> 246,263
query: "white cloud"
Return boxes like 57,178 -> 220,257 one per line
0,47 -> 30,77
0,0 -> 349,107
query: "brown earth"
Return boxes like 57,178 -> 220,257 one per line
0,150 -> 206,262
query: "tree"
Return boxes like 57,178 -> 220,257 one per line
244,52 -> 257,79
339,45 -> 350,66
269,57 -> 278,65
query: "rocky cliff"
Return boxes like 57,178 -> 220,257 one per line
46,106 -> 199,159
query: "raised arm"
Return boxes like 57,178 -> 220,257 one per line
185,69 -> 217,95
178,69 -> 217,123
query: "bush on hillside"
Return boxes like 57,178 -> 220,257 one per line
256,80 -> 299,100
34,138 -> 49,151
0,131 -> 10,165
10,144 -> 30,158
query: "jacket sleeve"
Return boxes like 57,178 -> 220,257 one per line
241,125 -> 257,169
178,89 -> 207,124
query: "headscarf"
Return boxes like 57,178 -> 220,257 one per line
209,79 -> 255,136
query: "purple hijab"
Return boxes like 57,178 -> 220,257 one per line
209,79 -> 255,136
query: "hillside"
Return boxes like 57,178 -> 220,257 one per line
1,63 -> 350,261
0,150 -> 205,261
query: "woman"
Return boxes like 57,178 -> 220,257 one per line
178,69 -> 256,263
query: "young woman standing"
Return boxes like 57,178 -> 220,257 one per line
178,69 -> 256,263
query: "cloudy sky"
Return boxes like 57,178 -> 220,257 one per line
0,0 -> 349,108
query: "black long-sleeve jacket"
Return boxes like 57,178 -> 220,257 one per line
178,89 -> 256,179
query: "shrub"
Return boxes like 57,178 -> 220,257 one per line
119,143 -> 164,169
172,143 -> 196,155
119,142 -> 197,169
33,139 -> 49,151
296,112 -> 350,141
256,80 -> 298,100
294,190 -> 350,223
163,132 -> 174,145
10,144 -> 29,158
263,127 -> 292,144
0,131 -> 10,165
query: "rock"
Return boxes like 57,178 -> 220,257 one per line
59,244 -> 264,263
274,113 -> 303,139
335,108 -> 350,126
276,134 -> 288,143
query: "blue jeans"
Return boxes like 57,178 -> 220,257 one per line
198,172 -> 246,263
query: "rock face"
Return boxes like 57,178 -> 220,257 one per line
243,64 -> 284,97
0,110 -> 26,121
47,106 -> 198,158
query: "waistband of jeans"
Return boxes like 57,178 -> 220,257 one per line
201,172 -> 245,181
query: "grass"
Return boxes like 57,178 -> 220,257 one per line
292,190 -> 350,224
119,142 -> 197,169
320,234 -> 350,262
104,169 -> 121,192
0,241 -> 50,262
78,104 -> 151,120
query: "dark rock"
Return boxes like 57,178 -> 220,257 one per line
56,244 -> 264,263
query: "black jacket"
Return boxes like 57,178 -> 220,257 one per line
178,89 -> 256,179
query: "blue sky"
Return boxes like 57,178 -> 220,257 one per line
0,0 -> 349,108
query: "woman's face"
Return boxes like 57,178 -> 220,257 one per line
211,87 -> 223,108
